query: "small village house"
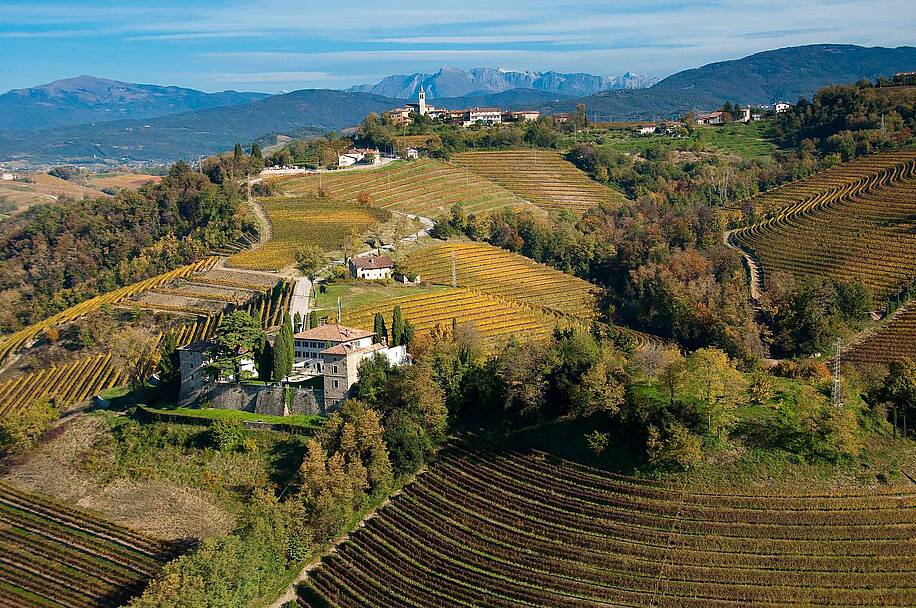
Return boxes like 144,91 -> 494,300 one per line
637,124 -> 657,134
1,172 -> 14,181
349,255 -> 394,280
502,110 -> 540,122
774,102 -> 791,113
696,111 -> 726,125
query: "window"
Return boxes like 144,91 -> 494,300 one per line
332,364 -> 338,374
333,379 -> 340,389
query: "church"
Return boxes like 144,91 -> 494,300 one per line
384,86 -> 447,124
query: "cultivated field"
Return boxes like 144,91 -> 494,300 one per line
452,150 -> 628,214
0,173 -> 107,218
0,481 -> 176,608
405,241 -> 600,319
731,151 -> 916,295
229,195 -> 390,270
87,173 -> 162,190
303,445 -> 916,607
272,159 -> 533,218
846,300 -> 916,364
341,287 -> 561,345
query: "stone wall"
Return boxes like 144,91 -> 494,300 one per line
191,382 -> 323,416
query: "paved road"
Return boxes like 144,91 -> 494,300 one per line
289,277 -> 311,327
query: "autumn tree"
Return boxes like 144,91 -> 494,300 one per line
295,244 -> 325,282
111,326 -> 161,389
683,348 -> 745,437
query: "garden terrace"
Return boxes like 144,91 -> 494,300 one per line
451,150 -> 628,214
405,241 -> 600,320
846,300 -> 916,364
341,287 -> 560,346
122,292 -> 228,317
731,153 -> 916,296
272,159 -> 533,218
228,195 -> 390,270
0,481 -> 178,608
303,445 -> 916,607
190,269 -> 280,291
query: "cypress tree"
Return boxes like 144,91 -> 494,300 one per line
272,314 -> 294,382
251,143 -> 263,160
403,320 -> 415,346
294,311 -> 302,333
308,310 -> 319,329
391,305 -> 405,346
255,333 -> 272,382
373,313 -> 388,344
281,313 -> 294,378
157,331 -> 180,399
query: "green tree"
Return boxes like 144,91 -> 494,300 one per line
157,331 -> 181,399
684,348 -> 744,437
272,314 -> 294,382
373,312 -> 388,344
308,310 -> 319,330
0,400 -> 58,455
390,305 -> 405,346
294,311 -> 302,333
250,143 -> 263,160
295,244 -> 325,281
254,333 -> 273,382
213,311 -> 263,378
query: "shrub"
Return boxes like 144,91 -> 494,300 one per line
209,419 -> 246,452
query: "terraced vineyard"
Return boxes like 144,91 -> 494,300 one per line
0,281 -> 292,417
229,195 -> 391,270
846,300 -> 916,363
273,159 -> 532,218
452,150 -> 627,214
303,445 -> 916,608
731,151 -> 916,295
405,241 -> 599,319
737,150 -> 916,215
0,481 -> 176,608
0,257 -> 219,363
341,287 -> 560,345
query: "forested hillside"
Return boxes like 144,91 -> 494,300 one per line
0,162 -> 249,331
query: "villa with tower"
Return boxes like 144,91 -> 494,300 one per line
383,87 -> 539,128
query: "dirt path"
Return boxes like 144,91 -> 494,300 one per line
723,229 -> 762,302
246,180 -> 272,245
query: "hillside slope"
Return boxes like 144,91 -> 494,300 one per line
0,75 -> 268,131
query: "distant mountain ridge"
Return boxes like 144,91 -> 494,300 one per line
347,67 -> 657,98
0,75 -> 270,130
3,44 -> 915,164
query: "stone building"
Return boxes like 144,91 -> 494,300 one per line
293,324 -> 375,374
321,341 -> 408,409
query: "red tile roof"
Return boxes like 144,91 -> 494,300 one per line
322,342 -> 387,356
351,255 -> 393,270
294,324 -> 375,341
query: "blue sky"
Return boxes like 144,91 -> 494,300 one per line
0,0 -> 913,94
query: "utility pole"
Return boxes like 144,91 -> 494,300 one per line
337,297 -> 341,324
832,337 -> 843,407
451,251 -> 457,288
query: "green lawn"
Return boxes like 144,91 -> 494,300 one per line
313,281 -> 447,318
693,122 -> 777,160
138,404 -> 324,429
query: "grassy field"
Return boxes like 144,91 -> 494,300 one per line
694,121 -> 777,159
272,159 -> 533,218
452,149 -> 628,214
138,405 -> 323,429
228,195 -> 391,270
313,282 -> 448,319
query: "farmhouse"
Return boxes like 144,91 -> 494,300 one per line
322,339 -> 408,408
775,102 -> 791,113
349,254 -> 394,280
293,324 -> 374,375
502,110 -> 540,122
696,111 -> 726,125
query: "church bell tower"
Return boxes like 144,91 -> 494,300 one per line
418,86 -> 427,115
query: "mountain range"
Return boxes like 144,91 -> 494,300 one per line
347,67 -> 657,98
1,44 -> 914,165
0,76 -> 269,131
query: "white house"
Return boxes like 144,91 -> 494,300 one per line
349,255 -> 394,280
293,324 -> 375,374
696,111 -> 726,125
0,173 -> 14,181
775,102 -> 791,114
738,107 -> 752,123
463,107 -> 502,126
503,110 -> 540,122
406,148 -> 420,160
637,124 -> 657,134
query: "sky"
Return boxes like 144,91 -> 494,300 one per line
0,0 -> 913,94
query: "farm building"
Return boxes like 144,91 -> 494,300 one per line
322,339 -> 408,408
696,111 -> 726,125
349,255 -> 394,280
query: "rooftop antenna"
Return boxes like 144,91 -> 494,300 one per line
832,337 -> 843,407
